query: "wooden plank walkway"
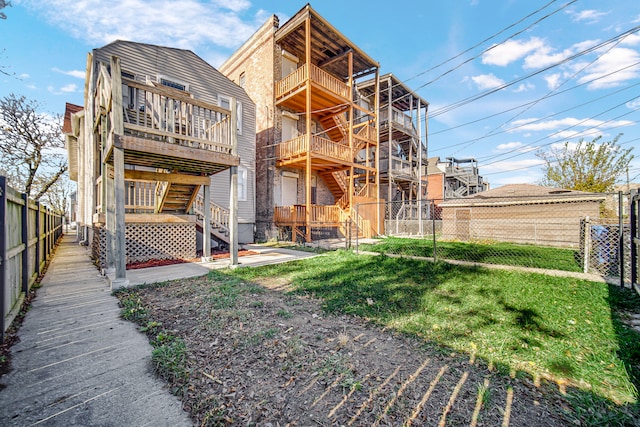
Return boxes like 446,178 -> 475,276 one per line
0,234 -> 192,426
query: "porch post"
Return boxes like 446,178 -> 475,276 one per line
304,14 -> 312,243
202,185 -> 211,261
105,164 -> 115,274
111,56 -> 128,288
229,97 -> 239,265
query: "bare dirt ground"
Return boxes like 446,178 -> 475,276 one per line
123,273 -> 578,427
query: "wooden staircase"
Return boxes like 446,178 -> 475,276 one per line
192,193 -> 231,245
320,170 -> 348,203
318,113 -> 347,142
157,183 -> 200,213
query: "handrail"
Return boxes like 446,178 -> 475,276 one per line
193,193 -> 230,233
275,134 -> 354,164
121,80 -> 233,154
275,63 -> 350,100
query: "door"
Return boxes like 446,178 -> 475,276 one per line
281,176 -> 298,206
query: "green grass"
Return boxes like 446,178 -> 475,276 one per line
360,236 -> 583,272
228,250 -> 640,405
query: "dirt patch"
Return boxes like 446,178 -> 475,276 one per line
123,274 -> 575,426
126,251 -> 259,270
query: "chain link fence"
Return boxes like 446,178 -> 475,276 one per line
355,192 -> 632,284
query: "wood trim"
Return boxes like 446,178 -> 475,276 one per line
123,170 -> 210,185
115,135 -> 240,167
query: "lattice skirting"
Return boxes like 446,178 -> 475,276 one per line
92,222 -> 196,267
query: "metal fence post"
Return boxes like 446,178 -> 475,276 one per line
631,190 -> 638,287
432,200 -> 437,261
21,193 -> 29,293
0,176 -> 7,342
583,216 -> 591,274
619,191 -> 625,287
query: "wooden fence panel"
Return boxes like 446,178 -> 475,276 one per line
1,176 -> 62,342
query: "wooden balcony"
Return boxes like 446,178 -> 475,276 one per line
275,63 -> 351,114
274,205 -> 345,226
100,77 -> 239,175
275,134 -> 355,170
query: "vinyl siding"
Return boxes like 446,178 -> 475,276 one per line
92,41 -> 256,231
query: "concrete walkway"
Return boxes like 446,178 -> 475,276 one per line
0,235 -> 193,426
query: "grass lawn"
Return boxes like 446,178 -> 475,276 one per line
360,236 -> 583,272
230,250 -> 640,405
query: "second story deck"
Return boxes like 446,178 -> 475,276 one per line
95,61 -> 239,176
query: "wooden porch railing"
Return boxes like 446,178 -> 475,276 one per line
275,135 -> 354,164
273,204 -> 373,239
121,79 -> 233,154
380,106 -> 416,134
274,205 -> 306,225
193,193 -> 230,234
390,156 -> 417,180
275,63 -> 350,100
124,180 -> 156,212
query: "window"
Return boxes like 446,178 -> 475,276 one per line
239,72 -> 246,88
157,74 -> 189,92
219,96 -> 243,135
237,165 -> 248,202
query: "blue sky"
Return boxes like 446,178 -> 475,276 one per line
1,0 -> 639,188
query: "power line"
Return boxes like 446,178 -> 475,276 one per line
429,60 -> 640,138
428,25 -> 640,118
404,0 -> 561,84
449,31 -> 633,156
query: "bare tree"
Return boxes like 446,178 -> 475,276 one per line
0,1 -> 10,20
0,94 -> 68,201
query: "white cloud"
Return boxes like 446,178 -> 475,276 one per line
627,99 -> 640,109
482,37 -> 545,66
495,142 -> 524,151
47,84 -> 78,95
513,82 -> 534,93
17,0 -> 266,51
510,117 -> 634,132
481,158 -> 545,174
544,73 -> 562,90
621,33 -> 640,47
52,67 -> 85,79
470,73 -> 505,90
567,9 -> 609,24
60,84 -> 78,93
577,47 -> 640,89
18,73 -> 30,79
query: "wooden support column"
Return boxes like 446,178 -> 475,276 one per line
105,164 -> 115,273
229,97 -> 239,265
110,56 -> 128,288
417,98 -> 423,236
202,185 -> 212,261
348,50 -> 354,216
374,67 -> 381,235
304,15 -> 312,243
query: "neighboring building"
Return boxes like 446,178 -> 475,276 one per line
357,74 -> 428,205
65,40 -> 255,284
220,5 -> 381,242
427,156 -> 489,200
438,184 -> 606,247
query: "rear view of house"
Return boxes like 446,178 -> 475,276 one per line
65,41 -> 255,285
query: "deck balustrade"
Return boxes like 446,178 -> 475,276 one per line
275,134 -> 354,164
275,63 -> 350,101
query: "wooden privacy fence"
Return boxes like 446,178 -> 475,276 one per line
0,176 -> 63,342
